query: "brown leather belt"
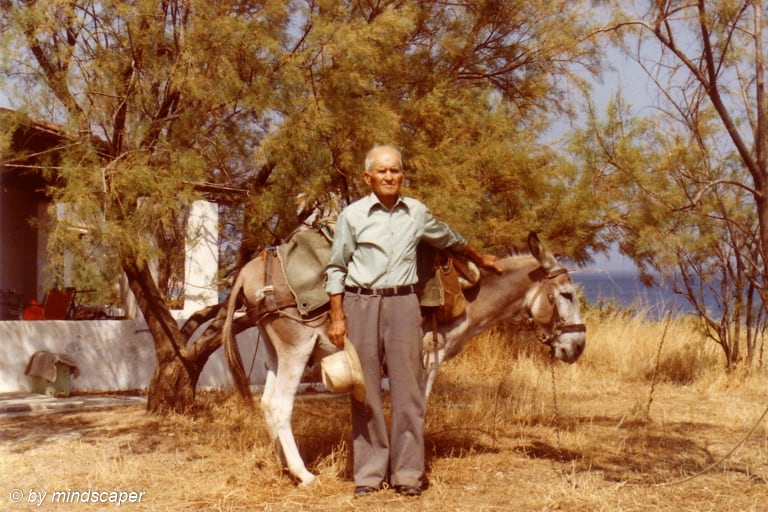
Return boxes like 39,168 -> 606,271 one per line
344,285 -> 415,297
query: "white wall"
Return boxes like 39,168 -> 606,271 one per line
0,199 -> 269,394
0,318 -> 266,393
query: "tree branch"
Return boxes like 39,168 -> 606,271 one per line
673,179 -> 762,211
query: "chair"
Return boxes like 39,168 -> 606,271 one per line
42,287 -> 76,320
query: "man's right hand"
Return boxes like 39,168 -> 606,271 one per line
327,294 -> 347,348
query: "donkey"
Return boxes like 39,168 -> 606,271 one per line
222,232 -> 586,485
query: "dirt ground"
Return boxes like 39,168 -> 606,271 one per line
2,370 -> 767,511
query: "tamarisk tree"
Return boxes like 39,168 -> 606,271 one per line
589,1 -> 768,367
1,0 -> 604,412
1,0 -> 287,411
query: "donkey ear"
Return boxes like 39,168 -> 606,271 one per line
528,232 -> 559,271
528,232 -> 543,259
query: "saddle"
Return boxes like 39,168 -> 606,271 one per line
416,243 -> 480,323
256,222 -> 479,325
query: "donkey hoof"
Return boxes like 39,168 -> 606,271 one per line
298,473 -> 317,487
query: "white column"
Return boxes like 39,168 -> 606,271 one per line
181,200 -> 219,316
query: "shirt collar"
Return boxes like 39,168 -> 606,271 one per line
365,192 -> 408,214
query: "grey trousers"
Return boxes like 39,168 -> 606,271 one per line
343,291 -> 426,488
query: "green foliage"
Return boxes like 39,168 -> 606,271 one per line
1,0 -> 606,301
251,0 -> 604,254
2,0 -> 288,299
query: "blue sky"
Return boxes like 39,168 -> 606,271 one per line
585,249 -> 634,273
582,51 -> 648,274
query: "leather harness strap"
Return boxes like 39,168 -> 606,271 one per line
263,247 -> 279,313
528,266 -> 587,346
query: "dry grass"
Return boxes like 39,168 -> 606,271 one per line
3,308 -> 768,511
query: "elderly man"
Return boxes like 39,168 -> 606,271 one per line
325,144 -> 500,498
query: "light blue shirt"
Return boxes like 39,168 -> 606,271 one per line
325,193 -> 467,294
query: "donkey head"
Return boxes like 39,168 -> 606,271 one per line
527,232 -> 586,363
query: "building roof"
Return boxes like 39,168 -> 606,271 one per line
0,108 -> 250,201
1,108 -> 70,193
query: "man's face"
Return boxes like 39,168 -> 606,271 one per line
363,148 -> 404,206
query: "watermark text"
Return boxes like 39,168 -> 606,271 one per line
9,488 -> 146,507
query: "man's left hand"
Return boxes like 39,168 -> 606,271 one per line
463,244 -> 503,274
478,253 -> 503,274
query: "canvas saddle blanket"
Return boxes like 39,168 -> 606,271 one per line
276,226 -> 333,317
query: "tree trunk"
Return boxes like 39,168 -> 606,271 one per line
122,260 -> 255,413
146,355 -> 199,413
756,194 -> 768,368
144,306 -> 256,412
122,258 -> 204,414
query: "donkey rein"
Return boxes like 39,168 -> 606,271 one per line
547,367 -> 768,488
544,302 -> 767,488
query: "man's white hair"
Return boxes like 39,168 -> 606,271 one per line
364,144 -> 403,173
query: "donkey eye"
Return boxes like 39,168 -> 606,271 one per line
560,292 -> 573,302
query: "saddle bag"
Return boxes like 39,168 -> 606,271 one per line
417,244 -> 473,323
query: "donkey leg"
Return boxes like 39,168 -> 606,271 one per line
422,328 -> 447,400
257,329 -> 295,473
423,347 -> 444,399
422,317 -> 471,399
258,335 -> 288,466
260,322 -> 317,485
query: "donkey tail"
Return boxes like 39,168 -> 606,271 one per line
222,265 -> 254,404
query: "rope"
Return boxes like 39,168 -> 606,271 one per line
645,306 -> 675,420
543,302 -> 767,488
240,304 -> 329,327
275,308 -> 329,326
246,330 -> 261,381
651,402 -> 768,487
549,363 -> 562,460
640,305 -> 768,487
548,363 -> 576,484
238,305 -> 327,382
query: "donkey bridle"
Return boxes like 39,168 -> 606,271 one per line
528,267 -> 587,347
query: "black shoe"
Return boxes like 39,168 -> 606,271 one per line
354,486 -> 378,498
395,485 -> 422,497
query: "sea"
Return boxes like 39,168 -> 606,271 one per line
571,270 -> 713,319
